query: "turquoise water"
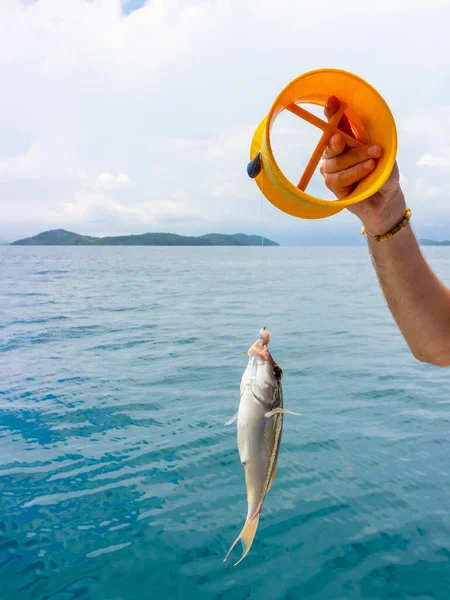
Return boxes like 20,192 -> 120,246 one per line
1,245 -> 450,600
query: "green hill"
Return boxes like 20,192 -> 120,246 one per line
419,239 -> 450,246
12,229 -> 279,247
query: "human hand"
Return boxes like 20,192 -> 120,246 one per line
320,96 -> 406,236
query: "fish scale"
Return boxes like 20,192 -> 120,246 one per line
224,328 -> 301,566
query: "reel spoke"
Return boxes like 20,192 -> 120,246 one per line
297,102 -> 346,191
286,103 -> 362,148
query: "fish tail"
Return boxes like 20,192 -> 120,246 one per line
223,513 -> 261,566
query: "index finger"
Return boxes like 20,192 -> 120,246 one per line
324,96 -> 355,139
322,133 -> 346,159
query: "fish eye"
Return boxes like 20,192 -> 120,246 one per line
273,365 -> 283,381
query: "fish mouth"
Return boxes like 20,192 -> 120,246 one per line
247,328 -> 283,381
248,344 -> 271,362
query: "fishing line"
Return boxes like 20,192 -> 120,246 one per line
247,150 -> 268,331
259,179 -> 267,328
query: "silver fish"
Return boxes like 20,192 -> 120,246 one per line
224,328 -> 300,566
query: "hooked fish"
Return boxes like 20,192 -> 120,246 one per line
224,328 -> 300,566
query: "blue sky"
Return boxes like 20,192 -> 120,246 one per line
121,0 -> 147,16
2,0 -> 450,245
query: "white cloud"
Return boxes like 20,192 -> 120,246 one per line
76,168 -> 88,179
161,138 -> 208,152
172,190 -> 187,200
60,189 -> 201,231
417,153 -> 450,172
0,142 -> 48,179
0,138 -> 76,179
207,144 -> 224,157
401,109 -> 450,143
414,176 -> 443,199
2,0 -> 450,241
95,172 -> 131,189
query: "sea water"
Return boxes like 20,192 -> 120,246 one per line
1,246 -> 450,599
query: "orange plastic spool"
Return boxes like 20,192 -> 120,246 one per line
248,68 -> 398,219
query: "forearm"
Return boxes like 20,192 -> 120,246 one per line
320,98 -> 450,366
368,224 -> 450,366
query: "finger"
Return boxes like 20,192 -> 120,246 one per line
324,96 -> 354,138
324,95 -> 339,119
322,133 -> 345,159
322,144 -> 383,174
324,159 -> 376,189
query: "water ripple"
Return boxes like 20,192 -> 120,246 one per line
1,246 -> 450,599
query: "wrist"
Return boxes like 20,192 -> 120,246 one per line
362,191 -> 407,237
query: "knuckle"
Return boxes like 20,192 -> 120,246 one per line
328,157 -> 338,171
338,168 -> 349,183
357,147 -> 369,162
331,156 -> 343,171
323,173 -> 334,189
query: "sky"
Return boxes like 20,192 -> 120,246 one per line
2,0 -> 450,245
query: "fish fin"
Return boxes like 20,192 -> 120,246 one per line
224,412 -> 238,426
265,408 -> 302,418
223,513 -> 261,566
266,465 -> 277,493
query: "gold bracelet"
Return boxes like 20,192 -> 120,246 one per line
361,208 -> 412,242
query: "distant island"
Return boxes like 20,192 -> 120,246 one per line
12,229 -> 279,247
419,239 -> 450,246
